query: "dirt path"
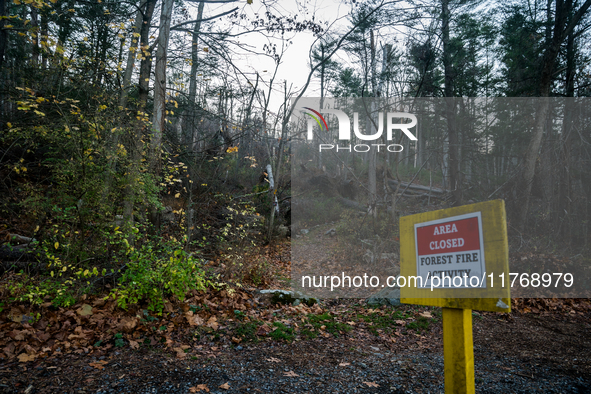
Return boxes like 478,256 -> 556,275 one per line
1,307 -> 589,394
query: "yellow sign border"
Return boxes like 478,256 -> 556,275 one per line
400,199 -> 510,312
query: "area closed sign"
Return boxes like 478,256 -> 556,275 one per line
415,212 -> 485,288
400,200 -> 511,394
399,199 -> 510,312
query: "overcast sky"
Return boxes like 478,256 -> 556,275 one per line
196,0 -> 353,114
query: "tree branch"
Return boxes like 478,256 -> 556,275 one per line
170,7 -> 238,31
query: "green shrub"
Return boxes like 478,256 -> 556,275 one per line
108,240 -> 215,313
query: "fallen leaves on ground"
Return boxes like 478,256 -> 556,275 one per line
219,382 -> 230,390
0,287 -> 257,363
76,304 -> 93,317
89,360 -> 108,370
363,381 -> 380,387
1,243 -> 590,373
256,324 -> 271,336
17,353 -> 36,362
189,384 -> 209,392
206,316 -> 219,330
284,371 -> 299,377
186,313 -> 205,326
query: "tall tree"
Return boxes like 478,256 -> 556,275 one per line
498,6 -> 544,96
0,0 -> 6,71
184,0 -> 206,148
517,0 -> 591,231
122,0 -> 157,229
442,0 -> 461,205
119,0 -> 148,108
152,0 -> 175,175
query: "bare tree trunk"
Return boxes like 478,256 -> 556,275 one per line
123,0 -> 156,231
40,8 -> 48,70
367,31 -> 377,216
102,0 -> 143,203
103,1 -> 145,213
138,0 -> 157,110
119,0 -> 147,108
442,0 -> 461,206
441,134 -> 448,191
187,1 -> 205,105
317,45 -> 326,170
147,0 -> 174,229
152,0 -> 174,173
0,0 -> 7,71
267,81 -> 289,244
368,112 -> 377,216
30,6 -> 39,69
184,1 -> 205,147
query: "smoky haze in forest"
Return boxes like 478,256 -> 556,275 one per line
291,98 -> 591,299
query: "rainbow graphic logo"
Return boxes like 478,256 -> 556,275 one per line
303,107 -> 329,132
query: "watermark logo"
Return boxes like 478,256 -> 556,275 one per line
302,108 -> 417,152
303,107 -> 329,133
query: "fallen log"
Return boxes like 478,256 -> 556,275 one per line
0,244 -> 38,261
6,233 -> 37,245
0,244 -> 47,274
388,179 -> 444,195
0,260 -> 46,275
398,192 -> 445,199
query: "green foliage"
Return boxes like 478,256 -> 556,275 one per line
142,310 -> 158,323
357,308 -> 413,336
109,240 -> 214,314
330,67 -> 364,97
269,321 -> 295,342
300,328 -> 317,339
406,316 -> 432,333
0,86 -> 225,312
4,236 -> 216,312
234,320 -> 263,342
244,257 -> 272,287
270,291 -> 297,305
6,273 -> 77,307
499,5 -> 544,97
113,333 -> 126,348
1,87 -> 166,299
306,312 -> 352,337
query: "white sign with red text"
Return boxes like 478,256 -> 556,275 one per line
414,212 -> 486,289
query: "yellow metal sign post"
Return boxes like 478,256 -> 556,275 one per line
443,307 -> 474,393
399,200 -> 510,394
